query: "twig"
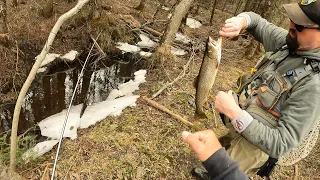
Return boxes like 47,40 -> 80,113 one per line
90,35 -> 106,57
293,164 -> 299,180
152,52 -> 194,98
142,96 -> 203,131
41,164 -> 49,180
143,26 -> 162,37
17,126 -> 37,139
12,40 -> 19,94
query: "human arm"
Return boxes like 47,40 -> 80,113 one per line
219,12 -> 288,52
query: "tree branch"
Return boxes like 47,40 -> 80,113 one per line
152,52 -> 194,98
142,96 -> 204,131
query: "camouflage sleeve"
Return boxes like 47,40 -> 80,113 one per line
240,12 -> 288,52
241,75 -> 320,158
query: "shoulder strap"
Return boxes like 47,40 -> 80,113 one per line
283,59 -> 320,93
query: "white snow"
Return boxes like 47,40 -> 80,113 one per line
39,53 -> 61,67
171,46 -> 187,56
186,18 -> 202,29
175,33 -> 191,44
38,50 -> 78,68
38,106 -> 81,140
79,95 -> 139,128
139,51 -> 152,57
23,70 -> 147,159
22,140 -> 59,161
37,67 -> 47,73
61,50 -> 79,61
116,42 -> 141,53
137,34 -> 157,48
64,71 -> 74,107
162,6 -> 170,11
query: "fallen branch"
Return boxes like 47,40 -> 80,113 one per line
142,96 -> 204,131
293,164 -> 299,180
9,0 -> 90,172
143,26 -> 162,37
152,52 -> 194,98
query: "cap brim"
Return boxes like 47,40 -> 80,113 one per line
283,3 -> 317,27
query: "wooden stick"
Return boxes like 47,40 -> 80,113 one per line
142,96 -> 204,131
143,26 -> 162,37
293,164 -> 299,180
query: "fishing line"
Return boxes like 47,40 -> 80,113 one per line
51,34 -> 101,180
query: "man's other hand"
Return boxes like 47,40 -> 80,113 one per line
182,130 -> 222,162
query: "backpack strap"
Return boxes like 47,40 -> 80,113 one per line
283,59 -> 320,94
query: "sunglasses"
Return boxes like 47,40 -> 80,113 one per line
291,21 -> 320,32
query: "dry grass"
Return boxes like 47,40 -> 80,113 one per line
1,0 -> 318,179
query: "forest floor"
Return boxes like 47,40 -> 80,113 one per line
0,0 -> 319,179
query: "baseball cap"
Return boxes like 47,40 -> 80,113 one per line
283,0 -> 320,27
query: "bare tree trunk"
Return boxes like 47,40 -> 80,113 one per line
0,0 -> 9,44
222,0 -> 228,12
209,0 -> 218,25
9,0 -> 90,172
41,0 -> 54,18
156,0 -> 194,54
234,0 -> 243,16
135,0 -> 146,12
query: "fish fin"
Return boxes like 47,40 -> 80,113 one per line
193,75 -> 199,88
194,112 -> 208,120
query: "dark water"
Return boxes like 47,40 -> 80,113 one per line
0,52 -> 139,135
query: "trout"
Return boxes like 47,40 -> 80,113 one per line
194,36 -> 222,120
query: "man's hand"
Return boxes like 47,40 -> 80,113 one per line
182,130 -> 222,162
219,17 -> 247,38
215,91 -> 242,120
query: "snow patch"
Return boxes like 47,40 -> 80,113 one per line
162,6 -> 170,11
22,140 -> 59,161
116,42 -> 141,53
39,53 -> 60,67
23,70 -> 147,159
186,18 -> 202,29
62,50 -> 79,61
137,34 -> 157,48
171,46 -> 187,56
139,51 -> 152,57
175,33 -> 191,44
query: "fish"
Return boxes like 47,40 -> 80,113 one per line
194,36 -> 222,120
